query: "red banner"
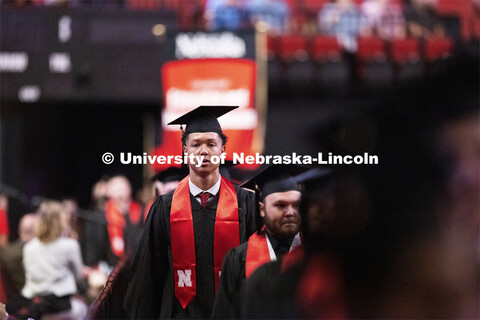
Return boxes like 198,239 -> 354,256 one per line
152,59 -> 258,171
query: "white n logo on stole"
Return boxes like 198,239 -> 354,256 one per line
177,269 -> 192,287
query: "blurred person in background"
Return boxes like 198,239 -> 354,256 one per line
104,175 -> 143,266
360,0 -> 406,40
0,194 -> 9,250
61,198 -> 79,240
17,200 -> 88,320
151,167 -> 187,198
207,0 -> 248,31
91,176 -> 109,212
143,166 -> 188,223
318,0 -> 365,53
0,303 -> 6,320
247,0 -> 290,35
79,176 -> 111,271
405,0 -> 445,38
0,214 -> 37,312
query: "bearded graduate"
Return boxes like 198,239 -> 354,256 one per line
124,106 -> 256,319
212,164 -> 309,319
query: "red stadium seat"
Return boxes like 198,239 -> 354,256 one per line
125,0 -> 162,10
474,13 -> 480,39
304,0 -> 329,12
357,37 -> 386,62
424,36 -> 454,62
267,35 -> 279,60
390,37 -> 420,64
310,35 -> 342,62
356,37 -> 392,88
276,35 -> 308,62
436,0 -> 474,42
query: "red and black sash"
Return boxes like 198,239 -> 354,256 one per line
170,176 -> 239,309
105,199 -> 142,257
245,228 -> 271,279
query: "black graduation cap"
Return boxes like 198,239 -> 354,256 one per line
151,167 -> 187,183
293,167 -> 332,185
167,105 -> 238,135
241,164 -> 312,201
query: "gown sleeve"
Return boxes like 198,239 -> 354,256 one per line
212,244 -> 247,319
124,195 -> 170,319
239,260 -> 283,319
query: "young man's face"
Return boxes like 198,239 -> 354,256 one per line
260,190 -> 302,240
183,132 -> 225,176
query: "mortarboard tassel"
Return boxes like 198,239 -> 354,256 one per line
255,184 -> 264,235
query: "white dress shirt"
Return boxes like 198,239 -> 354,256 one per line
189,175 -> 221,204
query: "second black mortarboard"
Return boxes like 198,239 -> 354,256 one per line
241,164 -> 312,201
167,105 -> 238,135
151,166 -> 187,183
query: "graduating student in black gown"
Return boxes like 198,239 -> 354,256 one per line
212,164 -> 311,319
124,106 -> 256,319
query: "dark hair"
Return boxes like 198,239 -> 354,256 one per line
181,132 -> 228,147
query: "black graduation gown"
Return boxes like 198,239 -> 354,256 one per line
124,184 -> 256,319
241,254 -> 347,319
239,259 -> 304,319
212,233 -> 296,319
212,241 -> 248,319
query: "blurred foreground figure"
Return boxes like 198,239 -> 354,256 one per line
376,54 -> 479,318
240,53 -> 479,319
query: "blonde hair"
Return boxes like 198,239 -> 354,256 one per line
35,200 -> 66,243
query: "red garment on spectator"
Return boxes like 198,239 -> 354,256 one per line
0,209 -> 9,237
105,199 -> 142,257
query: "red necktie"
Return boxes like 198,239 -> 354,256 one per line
199,192 -> 211,209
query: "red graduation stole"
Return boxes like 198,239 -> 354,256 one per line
295,254 -> 348,319
105,199 -> 142,257
245,228 -> 271,279
170,176 -> 239,309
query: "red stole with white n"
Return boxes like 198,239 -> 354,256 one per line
170,176 -> 239,309
245,228 -> 271,279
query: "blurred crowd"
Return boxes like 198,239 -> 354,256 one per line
0,169 -> 186,319
2,0 -> 479,44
